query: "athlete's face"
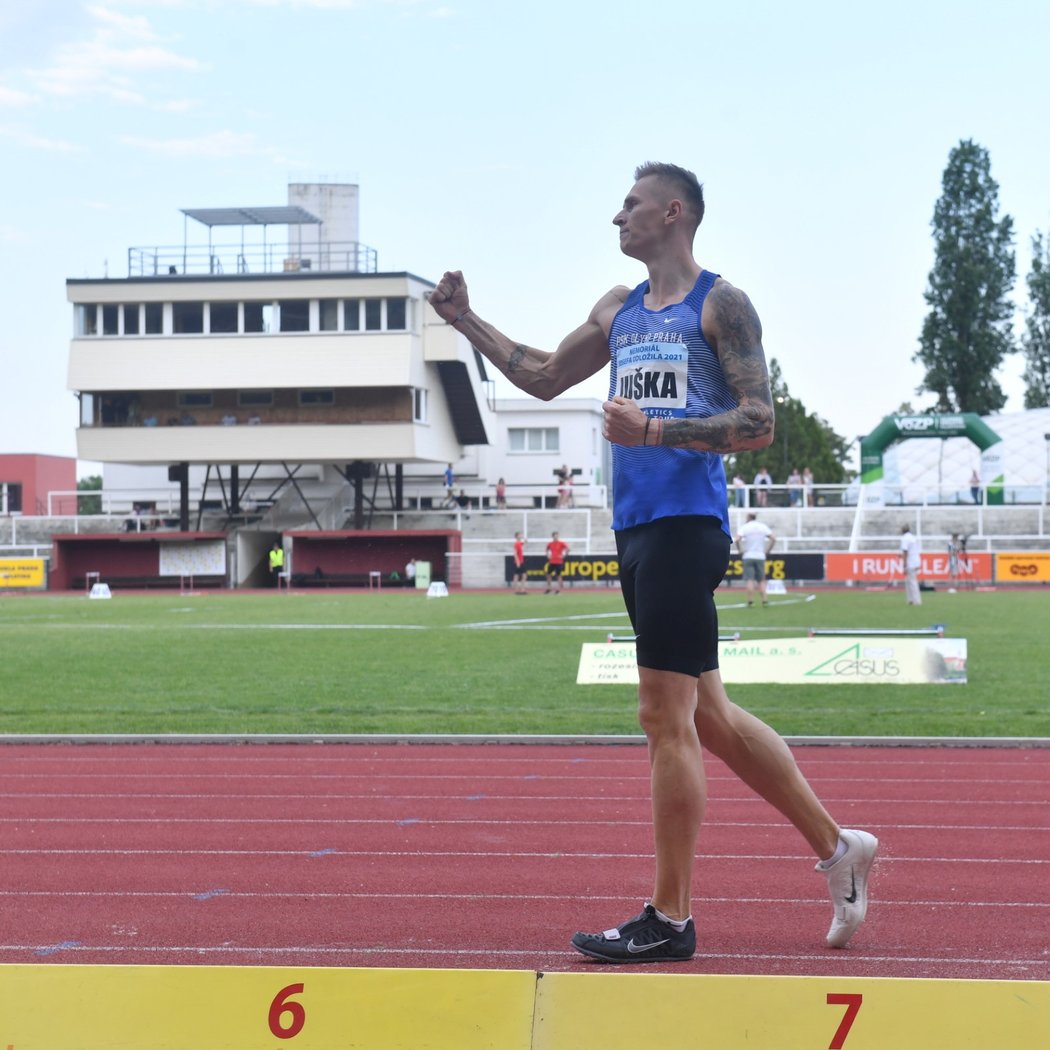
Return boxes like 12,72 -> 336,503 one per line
612,176 -> 671,260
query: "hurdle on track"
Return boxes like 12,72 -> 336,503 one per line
607,632 -> 741,643
808,625 -> 945,638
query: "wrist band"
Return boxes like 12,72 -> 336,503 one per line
450,309 -> 471,326
643,417 -> 652,446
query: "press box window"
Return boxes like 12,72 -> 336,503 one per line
102,305 -> 119,336
364,299 -> 382,331
209,302 -> 238,333
299,389 -> 335,406
122,305 -> 140,335
244,302 -> 273,333
319,299 -> 339,331
76,304 -> 99,336
279,300 -> 310,332
343,299 -> 360,331
238,390 -> 274,407
172,302 -> 204,334
177,392 -> 213,408
386,297 -> 407,330
144,303 -> 163,334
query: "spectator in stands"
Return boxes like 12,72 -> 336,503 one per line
556,465 -> 574,508
455,489 -> 470,509
802,466 -> 814,507
787,467 -> 802,507
970,469 -> 981,505
405,558 -> 416,588
900,525 -> 921,605
443,464 -> 456,507
495,477 -> 507,509
731,473 -> 747,508
753,465 -> 772,506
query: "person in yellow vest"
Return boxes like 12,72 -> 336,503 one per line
268,542 -> 284,587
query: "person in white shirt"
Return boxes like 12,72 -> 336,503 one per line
735,513 -> 775,606
900,525 -> 922,605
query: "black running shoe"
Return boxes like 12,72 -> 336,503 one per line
571,904 -> 695,963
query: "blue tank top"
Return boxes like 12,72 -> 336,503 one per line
608,270 -> 736,534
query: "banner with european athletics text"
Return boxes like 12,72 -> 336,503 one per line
505,552 -> 825,584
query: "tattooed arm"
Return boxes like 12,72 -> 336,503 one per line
429,270 -> 626,401
602,278 -> 775,451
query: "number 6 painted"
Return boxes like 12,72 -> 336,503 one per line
269,983 -> 306,1040
826,993 -> 862,1049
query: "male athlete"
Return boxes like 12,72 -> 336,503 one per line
429,162 -> 877,962
545,531 -> 569,594
512,531 -> 527,594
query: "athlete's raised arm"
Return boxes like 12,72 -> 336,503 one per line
429,270 -> 627,401
601,278 -> 775,452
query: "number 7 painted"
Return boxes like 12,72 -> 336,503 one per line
827,993 -> 863,1049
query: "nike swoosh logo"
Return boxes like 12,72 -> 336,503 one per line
844,869 -> 858,904
627,938 -> 671,953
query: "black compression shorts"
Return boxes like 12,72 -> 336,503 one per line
615,515 -> 731,677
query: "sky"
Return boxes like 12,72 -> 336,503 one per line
2,0 -> 1048,477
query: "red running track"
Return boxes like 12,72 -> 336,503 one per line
0,742 -> 1047,980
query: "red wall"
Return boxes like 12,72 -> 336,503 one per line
49,533 -> 226,590
0,454 -> 77,515
287,530 -> 461,583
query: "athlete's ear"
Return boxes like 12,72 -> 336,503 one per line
665,198 -> 683,224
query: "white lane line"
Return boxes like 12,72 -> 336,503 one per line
0,943 -> 1041,971
1,848 -> 1047,864
3,816 -> 1049,833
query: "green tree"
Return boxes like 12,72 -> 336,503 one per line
77,475 -> 102,515
725,358 -> 851,488
1021,229 -> 1050,409
914,139 -> 1016,414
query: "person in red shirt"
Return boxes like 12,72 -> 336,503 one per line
545,531 -> 569,594
512,531 -> 527,594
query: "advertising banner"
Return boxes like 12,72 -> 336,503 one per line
995,552 -> 1050,583
0,558 -> 47,590
506,552 -> 824,584
825,551 -> 993,583
577,636 -> 968,685
724,553 -> 825,582
505,554 -> 620,585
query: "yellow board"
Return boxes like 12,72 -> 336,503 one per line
996,551 -> 1050,582
0,559 -> 45,589
1,965 -> 1048,1050
533,972 -> 1050,1050
0,965 -> 536,1050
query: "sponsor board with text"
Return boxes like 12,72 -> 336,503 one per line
0,558 -> 46,589
825,551 -> 992,582
995,552 -> 1050,583
578,637 -> 967,685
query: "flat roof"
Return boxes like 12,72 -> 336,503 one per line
181,206 -> 321,227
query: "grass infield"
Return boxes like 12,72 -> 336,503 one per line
0,586 -> 1047,738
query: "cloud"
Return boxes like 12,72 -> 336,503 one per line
0,85 -> 35,107
28,4 -> 206,105
0,125 -> 80,152
120,128 -> 267,158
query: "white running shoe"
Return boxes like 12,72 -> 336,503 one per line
818,828 -> 878,948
